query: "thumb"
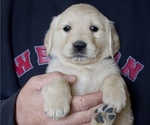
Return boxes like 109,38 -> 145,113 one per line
63,74 -> 77,84
29,71 -> 77,91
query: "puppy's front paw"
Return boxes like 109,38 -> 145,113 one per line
102,88 -> 126,113
102,75 -> 127,112
91,104 -> 116,125
43,95 -> 71,119
42,78 -> 71,119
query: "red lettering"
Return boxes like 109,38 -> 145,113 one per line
121,56 -> 144,81
34,45 -> 50,65
14,50 -> 33,77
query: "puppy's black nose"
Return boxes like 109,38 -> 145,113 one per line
73,41 -> 87,52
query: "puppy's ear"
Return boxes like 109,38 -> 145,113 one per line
44,15 -> 60,55
108,22 -> 120,58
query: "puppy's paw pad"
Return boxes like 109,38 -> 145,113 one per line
94,104 -> 116,124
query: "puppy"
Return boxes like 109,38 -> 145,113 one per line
42,3 -> 134,125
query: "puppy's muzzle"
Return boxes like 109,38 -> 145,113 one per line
73,41 -> 87,53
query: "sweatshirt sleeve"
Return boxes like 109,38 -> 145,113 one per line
1,91 -> 20,125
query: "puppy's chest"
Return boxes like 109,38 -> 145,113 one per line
46,61 -> 111,95
71,69 -> 105,95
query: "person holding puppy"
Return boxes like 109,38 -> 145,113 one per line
1,0 -> 150,125
15,72 -> 103,125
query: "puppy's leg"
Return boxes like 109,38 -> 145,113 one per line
91,74 -> 128,125
91,74 -> 130,125
101,74 -> 127,113
41,77 -> 71,119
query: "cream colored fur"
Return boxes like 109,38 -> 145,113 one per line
42,4 -> 134,125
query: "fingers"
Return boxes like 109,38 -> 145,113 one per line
59,104 -> 103,125
45,92 -> 102,125
28,71 -> 77,91
71,92 -> 103,113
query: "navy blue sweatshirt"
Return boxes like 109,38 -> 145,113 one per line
1,0 -> 150,125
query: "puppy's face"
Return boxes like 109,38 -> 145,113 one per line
45,4 -> 120,65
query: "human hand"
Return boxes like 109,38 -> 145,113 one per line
16,72 -> 103,125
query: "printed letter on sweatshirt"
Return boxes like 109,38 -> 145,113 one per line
14,50 -> 33,77
121,56 -> 144,82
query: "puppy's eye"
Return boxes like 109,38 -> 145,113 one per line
63,26 -> 71,32
90,26 -> 99,32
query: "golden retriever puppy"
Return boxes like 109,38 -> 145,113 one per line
42,3 -> 134,125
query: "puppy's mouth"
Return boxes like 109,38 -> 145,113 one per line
71,53 -> 88,62
72,53 -> 87,58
